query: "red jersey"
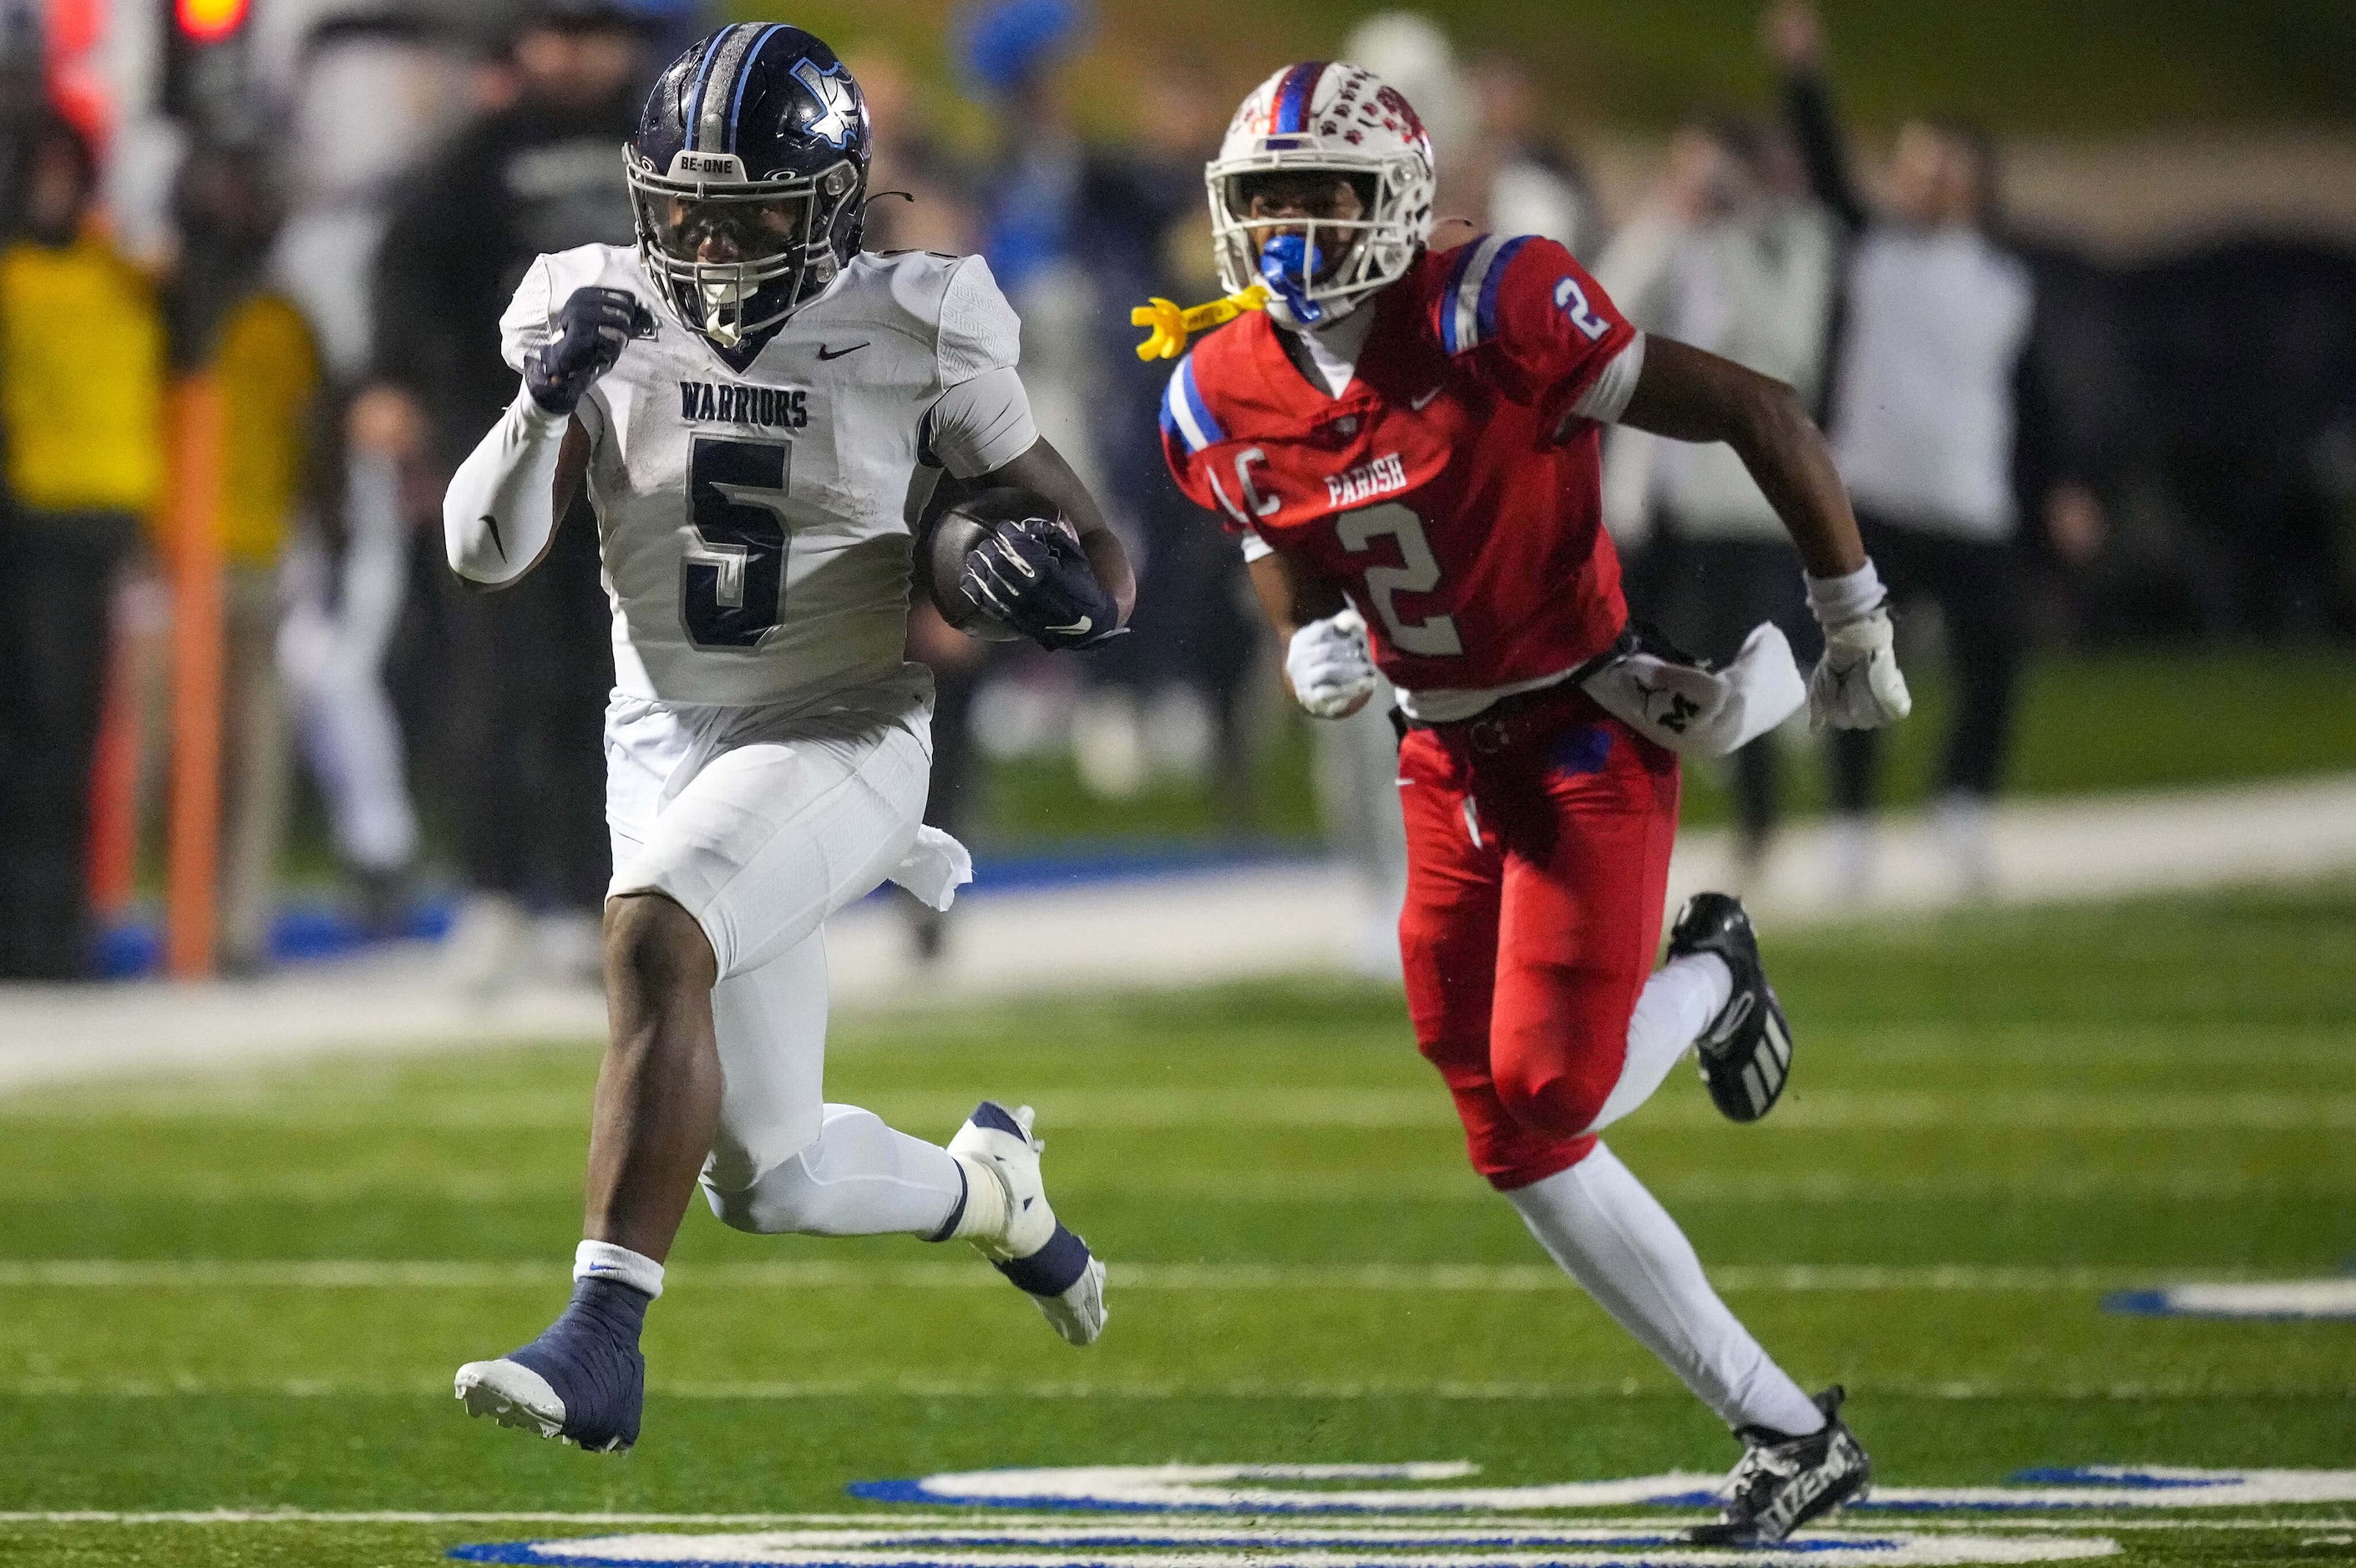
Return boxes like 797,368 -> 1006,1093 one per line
1160,235 -> 1639,714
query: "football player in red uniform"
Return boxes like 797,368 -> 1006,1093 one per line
1160,63 -> 1912,1545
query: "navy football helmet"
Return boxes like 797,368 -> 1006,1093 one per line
626,23 -> 870,347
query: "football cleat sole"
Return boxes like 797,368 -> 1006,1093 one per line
455,1356 -> 636,1454
1669,892 -> 1794,1123
456,1358 -> 569,1444
1700,988 -> 1792,1122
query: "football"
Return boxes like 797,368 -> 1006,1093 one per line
915,484 -> 1065,641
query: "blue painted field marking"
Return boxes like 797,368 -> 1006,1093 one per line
448,1463 -> 2356,1568
2103,1279 -> 2356,1321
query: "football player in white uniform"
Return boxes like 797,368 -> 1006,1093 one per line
441,23 -> 1135,1453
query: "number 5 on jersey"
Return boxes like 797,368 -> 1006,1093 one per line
683,436 -> 794,648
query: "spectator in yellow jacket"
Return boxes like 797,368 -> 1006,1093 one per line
0,117 -> 165,978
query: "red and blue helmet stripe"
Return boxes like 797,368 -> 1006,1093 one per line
1270,62 -> 1325,135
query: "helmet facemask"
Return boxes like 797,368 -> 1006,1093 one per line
627,150 -> 861,347
1208,150 -> 1426,331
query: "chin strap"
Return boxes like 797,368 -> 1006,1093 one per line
1132,283 -> 1269,361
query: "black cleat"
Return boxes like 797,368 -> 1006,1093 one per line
1668,892 -> 1792,1122
1690,1385 -> 1872,1545
454,1276 -> 648,1453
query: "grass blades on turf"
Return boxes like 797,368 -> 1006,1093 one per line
0,884 -> 2351,1566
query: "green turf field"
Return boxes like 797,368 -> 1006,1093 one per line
3,885 -> 2353,1565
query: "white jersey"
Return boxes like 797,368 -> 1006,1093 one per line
499,244 -> 1023,709
1830,226 -> 2033,541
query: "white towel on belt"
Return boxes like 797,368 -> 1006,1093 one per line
889,824 -> 975,912
1579,621 -> 1806,758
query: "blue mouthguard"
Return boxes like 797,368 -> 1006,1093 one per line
1259,233 -> 1327,326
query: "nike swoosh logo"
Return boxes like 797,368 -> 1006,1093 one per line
480,515 -> 505,559
586,1263 -> 617,1272
816,341 -> 869,361
1046,616 -> 1092,636
1410,382 -> 1445,410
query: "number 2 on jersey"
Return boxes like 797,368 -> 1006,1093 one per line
682,436 -> 793,649
1335,501 -> 1463,657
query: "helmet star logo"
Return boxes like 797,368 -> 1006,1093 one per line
793,57 -> 855,149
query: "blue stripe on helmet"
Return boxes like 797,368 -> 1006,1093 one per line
725,23 -> 788,154
1438,241 -> 1482,356
684,24 -> 741,152
1473,235 -> 1531,349
1274,62 -> 1324,134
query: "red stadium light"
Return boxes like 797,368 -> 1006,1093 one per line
175,0 -> 250,44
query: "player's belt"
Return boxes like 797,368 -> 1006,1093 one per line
1393,628 -> 1642,755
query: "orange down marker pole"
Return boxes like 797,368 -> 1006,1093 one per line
165,374 -> 226,978
84,592 -> 140,918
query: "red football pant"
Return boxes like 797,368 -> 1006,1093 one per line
1396,695 -> 1680,1191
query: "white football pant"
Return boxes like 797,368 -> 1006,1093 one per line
604,690 -> 971,1236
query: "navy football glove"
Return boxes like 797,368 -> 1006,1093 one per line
524,287 -> 654,416
959,514 -> 1124,652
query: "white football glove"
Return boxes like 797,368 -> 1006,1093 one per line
1285,609 -> 1379,718
1807,607 -> 1913,730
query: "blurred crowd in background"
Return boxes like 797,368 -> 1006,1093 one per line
0,0 -> 2349,984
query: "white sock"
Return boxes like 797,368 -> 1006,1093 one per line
703,1105 -> 967,1237
1506,1143 -> 1822,1435
573,1239 -> 664,1299
1584,953 -> 1731,1135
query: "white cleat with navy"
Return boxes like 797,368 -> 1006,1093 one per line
942,1100 -> 1107,1346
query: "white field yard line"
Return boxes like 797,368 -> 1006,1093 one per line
8,1090 -> 2353,1132
0,1260 -> 2283,1292
11,1377 -> 2349,1401
866,1089 -> 2356,1132
6,1168 -> 2346,1206
0,1512 -> 2342,1535
0,1511 -> 977,1525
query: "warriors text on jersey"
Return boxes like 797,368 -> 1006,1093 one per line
1158,235 -> 1643,720
499,243 -> 1021,709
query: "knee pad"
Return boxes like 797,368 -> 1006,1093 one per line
700,1150 -> 829,1236
1421,1055 -> 1599,1192
699,1170 -> 773,1234
1493,1050 -> 1615,1143
1491,976 -> 1629,1140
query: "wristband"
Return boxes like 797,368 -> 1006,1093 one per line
1805,559 -> 1886,627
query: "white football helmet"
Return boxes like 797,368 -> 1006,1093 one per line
1206,61 -> 1436,331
